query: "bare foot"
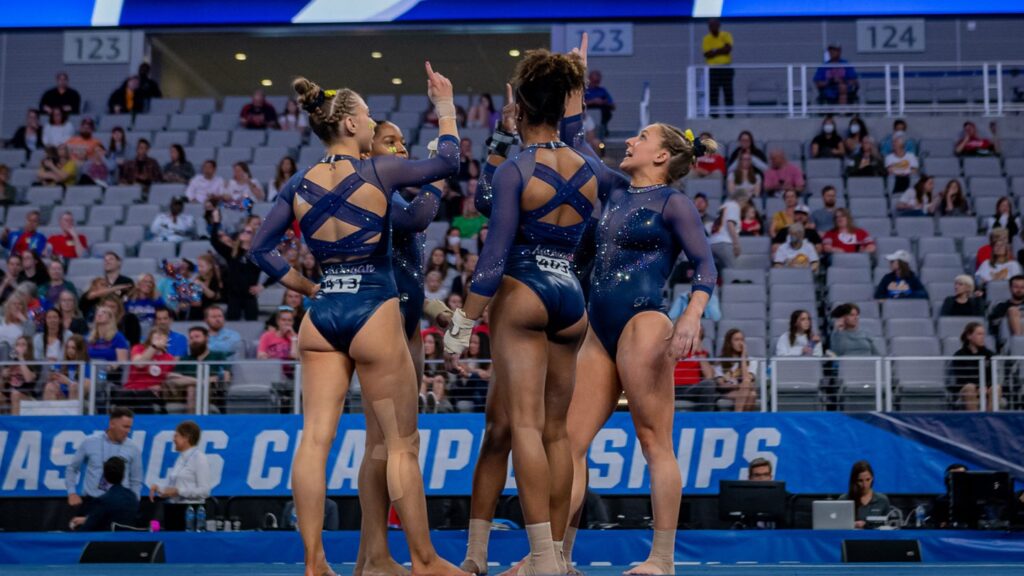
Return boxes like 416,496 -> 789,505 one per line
496,556 -> 527,576
360,557 -> 412,576
412,557 -> 472,576
567,564 -> 585,576
623,560 -> 673,576
460,558 -> 488,575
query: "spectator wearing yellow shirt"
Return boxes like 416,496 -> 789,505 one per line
702,18 -> 734,118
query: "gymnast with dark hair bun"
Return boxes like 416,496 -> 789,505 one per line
249,62 -> 468,576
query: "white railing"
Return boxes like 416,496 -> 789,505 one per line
1,355 -> 1018,416
686,61 -> 1024,118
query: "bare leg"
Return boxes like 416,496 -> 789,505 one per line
618,314 -> 680,576
961,383 -> 979,412
294,319 -> 352,576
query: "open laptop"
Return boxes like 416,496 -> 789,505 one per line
813,500 -> 855,530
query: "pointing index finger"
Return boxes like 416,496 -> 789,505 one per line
505,83 -> 513,104
580,32 -> 589,59
425,61 -> 435,79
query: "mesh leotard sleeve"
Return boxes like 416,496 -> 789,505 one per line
469,160 -> 524,298
560,113 -> 629,201
391,184 -> 441,233
475,160 -> 498,217
249,173 -> 301,281
664,192 -> 717,295
372,134 -> 460,192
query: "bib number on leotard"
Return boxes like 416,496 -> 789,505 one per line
535,255 -> 572,279
321,275 -> 362,294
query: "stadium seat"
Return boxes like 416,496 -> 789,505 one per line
122,257 -> 157,277
722,283 -> 767,304
721,269 -> 765,284
857,217 -> 891,238
721,302 -> 767,320
179,241 -> 213,260
769,284 -> 816,303
874,237 -> 912,260
148,98 -> 181,115
771,301 -> 818,323
267,131 -> 303,148
890,336 -> 946,410
99,114 -> 132,131
1005,159 -> 1024,178
918,236 -> 957,259
847,177 -> 886,197
169,114 -> 205,131
183,98 -> 217,115
253,147 -> 291,166
28,186 -> 63,206
805,158 -> 842,178
919,266 -> 962,286
684,178 -> 722,198
138,241 -> 178,261
895,217 -> 935,238
774,359 -> 823,411
366,94 -> 397,113
109,225 -> 145,252
768,268 -> 813,285
827,283 -> 874,304
963,157 -> 1002,177
193,130 -> 230,148
974,196 -> 1000,217
68,258 -> 104,278
938,217 -> 979,238
837,357 -> 882,411
738,236 -> 770,256
848,197 -> 888,218
154,131 -> 191,149
923,156 -> 960,176
231,130 -> 267,148
217,147 -> 253,165
48,205 -> 86,225
90,242 -> 126,259
133,114 -> 167,131
885,318 -> 935,338
87,205 -> 124,227
969,176 -> 1009,197
857,318 -> 884,338
0,149 -> 27,168
104,185 -> 142,205
922,252 -> 963,269
830,252 -> 871,269
938,316 -> 984,339
126,205 -> 161,226
149,184 -> 187,206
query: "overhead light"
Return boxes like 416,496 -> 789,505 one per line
371,51 -> 383,59
508,49 -> 521,57
391,78 -> 403,85
260,79 -> 273,87
234,52 -> 247,61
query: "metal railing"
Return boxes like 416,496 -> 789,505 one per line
2,354 -> 1019,416
686,61 -> 1024,118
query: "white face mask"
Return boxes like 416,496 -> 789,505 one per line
823,124 -> 835,134
447,236 -> 461,247
850,124 -> 861,135
892,130 -> 906,140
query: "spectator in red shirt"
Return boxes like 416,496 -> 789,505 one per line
239,89 -> 279,130
822,208 -> 876,254
2,210 -> 47,255
955,121 -> 1001,157
48,211 -> 88,260
674,327 -> 717,410
119,327 -> 174,413
693,131 -> 727,178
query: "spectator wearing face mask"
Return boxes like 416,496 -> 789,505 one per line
772,223 -> 819,272
811,115 -> 844,158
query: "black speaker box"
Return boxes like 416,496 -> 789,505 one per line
842,539 -> 922,563
80,541 -> 166,563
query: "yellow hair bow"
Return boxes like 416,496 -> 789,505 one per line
324,89 -> 337,98
683,129 -> 695,143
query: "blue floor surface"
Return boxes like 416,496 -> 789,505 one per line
2,564 -> 1023,576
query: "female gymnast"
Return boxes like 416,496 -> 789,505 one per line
443,50 -> 614,576
561,38 -> 717,575
250,63 -> 467,576
353,121 -> 451,576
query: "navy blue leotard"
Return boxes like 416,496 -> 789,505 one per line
391,184 -> 442,340
250,135 -> 459,354
469,142 -> 615,333
561,114 -> 717,358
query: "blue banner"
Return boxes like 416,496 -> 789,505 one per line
0,413 -> 1021,497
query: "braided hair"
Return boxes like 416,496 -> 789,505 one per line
656,124 -> 719,182
292,77 -> 363,144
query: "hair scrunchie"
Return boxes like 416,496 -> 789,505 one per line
684,128 -> 706,157
302,89 -> 325,113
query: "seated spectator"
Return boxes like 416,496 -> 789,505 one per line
57,290 -> 88,335
990,274 -> 1024,337
81,144 -> 111,186
452,197 -> 487,239
977,236 -> 1022,287
40,72 -> 81,115
36,145 -> 78,187
811,185 -> 839,232
740,204 -> 763,237
426,246 -> 458,285
119,139 -> 162,187
69,457 -> 138,531
5,108 -> 44,157
668,288 -> 722,322
102,295 -> 142,346
38,260 -> 76,304
48,211 -> 88,260
584,70 -> 615,136
843,117 -> 868,158
0,336 -> 37,415
674,327 -> 717,410
420,331 -> 448,411
829,303 -> 879,356
42,108 -> 73,148
0,255 -> 23,302
822,208 -> 875,254
879,118 -> 919,157
885,136 -> 919,194
726,130 -> 768,174
709,188 -> 746,270
955,121 -> 1000,157
0,295 -> 28,348
424,270 -> 448,301
34,308 -> 67,361
693,131 -> 726,177
87,305 -> 130,364
162,145 -> 195,185
187,254 -> 223,321
763,149 -> 805,196
43,334 -> 91,401
769,188 -> 799,236
185,160 -> 226,204
204,306 -> 241,359
693,192 -> 713,230
136,63 -> 162,106
846,136 -> 884,178
450,332 -> 491,412
771,204 -> 821,254
451,138 -> 481,187
715,328 -> 758,412
748,458 -> 774,481
153,307 -> 187,358
0,164 -> 16,206
813,43 -> 858,105
118,327 -> 175,412
224,161 -> 265,202
839,460 -> 890,529
19,250 -> 49,286
935,179 -> 972,217
107,76 -> 143,115
3,210 -> 46,255
895,175 -> 935,216
279,99 -> 308,132
65,118 -> 101,162
985,196 -> 1019,237
166,327 -> 230,413
727,151 -> 762,198
258,308 -> 298,382
268,157 -> 298,201
977,228 -> 1009,272
776,309 -> 823,356
810,115 -> 844,158
467,93 -> 499,130
875,250 -> 927,300
150,197 -> 195,243
450,253 -> 477,300
125,273 -> 165,331
106,127 -> 129,174
772,223 -> 819,272
239,89 -> 279,129
148,421 -> 211,504
941,275 -> 985,317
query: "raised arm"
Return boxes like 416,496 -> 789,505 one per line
477,84 -> 519,218
248,175 -> 319,298
391,183 -> 442,233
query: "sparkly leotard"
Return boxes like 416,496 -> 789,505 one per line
391,184 -> 442,340
561,114 -> 717,357
250,135 -> 459,353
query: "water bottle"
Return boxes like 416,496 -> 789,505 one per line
915,504 -> 926,527
185,506 -> 196,532
290,507 -> 298,531
196,504 -> 207,532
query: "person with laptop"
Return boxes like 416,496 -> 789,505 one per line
839,460 -> 891,528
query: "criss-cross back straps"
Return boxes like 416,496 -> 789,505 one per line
524,161 -> 596,225
298,172 -> 384,256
